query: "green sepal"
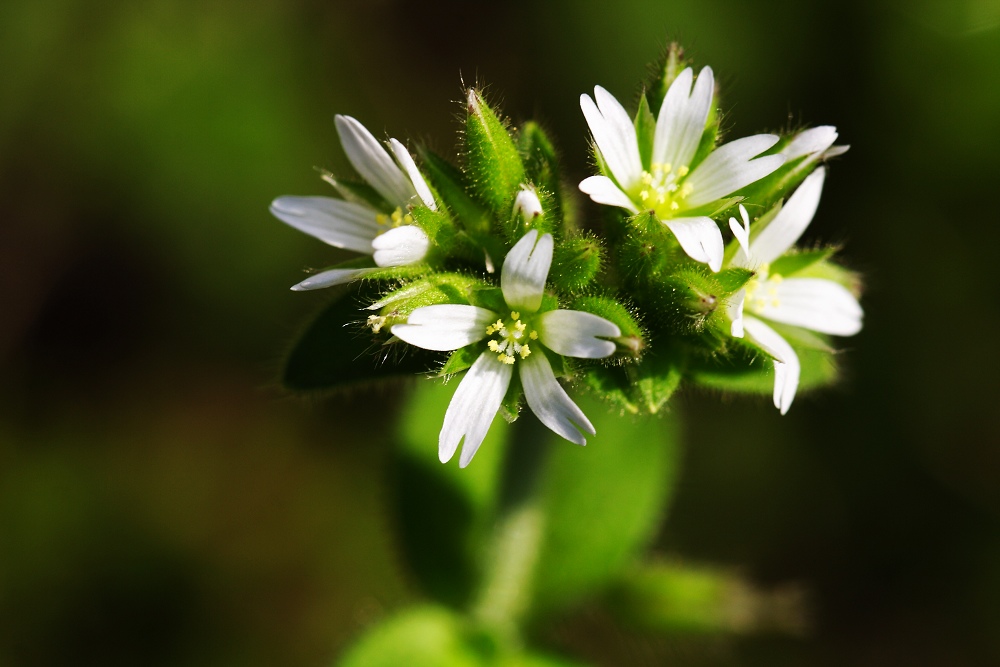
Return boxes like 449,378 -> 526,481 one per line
320,171 -> 392,214
581,347 -> 682,415
634,93 -> 657,170
735,131 -> 833,212
371,273 -> 486,317
549,235 -> 603,293
643,264 -> 739,342
567,294 -> 643,354
605,561 -> 805,635
714,266 -> 755,293
410,205 -> 460,257
793,258 -> 862,293
440,345 -> 482,377
518,122 -> 563,219
646,42 -> 690,113
528,393 -> 681,617
417,146 -> 493,236
770,246 -> 837,277
282,283 -> 437,392
465,89 -> 526,217
688,103 -> 720,171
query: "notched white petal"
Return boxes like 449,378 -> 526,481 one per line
270,196 -> 379,254
743,316 -> 800,415
391,304 -> 496,351
578,175 -> 640,213
501,230 -> 553,314
580,90 -> 642,190
371,225 -> 430,267
536,309 -> 621,359
782,126 -> 838,161
335,115 -> 415,207
665,216 -> 725,272
520,350 -> 595,445
758,278 -> 863,336
653,66 -> 714,172
389,138 -> 437,210
290,267 -> 377,291
438,352 -> 513,467
729,289 -> 746,338
750,167 -> 826,264
684,134 -> 783,208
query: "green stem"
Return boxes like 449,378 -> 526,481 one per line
471,414 -> 552,645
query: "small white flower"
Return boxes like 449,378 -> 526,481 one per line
579,67 -> 785,272
270,115 -> 436,291
726,168 -> 863,414
391,230 -> 621,467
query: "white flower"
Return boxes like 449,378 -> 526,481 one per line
270,115 -> 436,291
579,67 -> 785,272
513,185 -> 544,224
726,168 -> 863,414
391,230 -> 621,467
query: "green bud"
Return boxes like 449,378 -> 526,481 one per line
646,42 -> 691,112
518,121 -> 563,218
465,88 -> 526,217
549,235 -> 603,293
568,294 -> 644,356
416,146 -> 493,236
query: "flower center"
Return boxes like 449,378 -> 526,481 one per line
375,207 -> 413,235
484,311 -> 538,365
744,267 -> 783,312
633,162 -> 693,217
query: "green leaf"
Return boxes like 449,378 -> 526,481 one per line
465,89 -> 526,217
769,247 -> 837,277
529,394 -> 680,616
605,561 -> 806,635
391,381 -> 509,607
337,606 -> 490,667
282,284 -> 437,392
417,146 -> 493,236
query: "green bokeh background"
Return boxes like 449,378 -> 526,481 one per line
3,0 -> 1000,664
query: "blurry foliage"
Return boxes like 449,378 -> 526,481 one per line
2,0 -> 1000,666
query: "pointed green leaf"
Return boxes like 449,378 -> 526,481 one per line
282,284 -> 437,392
529,394 -> 680,616
440,345 -> 483,377
634,93 -> 657,170
465,89 -> 525,217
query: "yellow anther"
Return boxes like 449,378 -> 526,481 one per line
639,190 -> 649,201
485,325 -> 495,335
676,165 -> 689,177
502,354 -> 515,365
641,172 -> 654,185
679,183 -> 693,198
488,340 -> 501,352
376,213 -> 388,225
514,321 -> 526,333
519,344 -> 531,359
670,201 -> 680,210
403,214 -> 414,225
529,330 -> 538,340
494,319 -> 504,330
367,314 -> 386,334
510,311 -> 520,320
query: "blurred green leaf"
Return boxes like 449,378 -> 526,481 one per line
392,382 -> 508,607
529,395 -> 680,616
337,605 -> 488,667
282,284 -> 437,392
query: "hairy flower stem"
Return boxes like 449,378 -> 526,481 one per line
471,415 -> 552,646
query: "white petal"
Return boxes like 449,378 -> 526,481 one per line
520,349 -> 595,445
389,138 -> 437,210
391,304 -> 496,351
578,175 -> 640,213
653,66 -> 714,171
439,352 -> 512,467
290,267 -> 377,291
535,309 -> 621,359
334,115 -> 415,207
729,289 -> 746,338
664,216 -> 725,272
823,144 -> 850,158
371,225 -> 430,267
753,278 -> 863,336
270,196 -> 378,254
513,186 -> 544,223
782,126 -> 838,161
750,167 -> 826,264
580,89 -> 642,189
684,134 -> 784,208
729,204 -> 751,257
743,316 -> 800,415
501,230 -> 553,314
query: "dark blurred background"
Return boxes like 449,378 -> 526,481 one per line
3,0 -> 1000,665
